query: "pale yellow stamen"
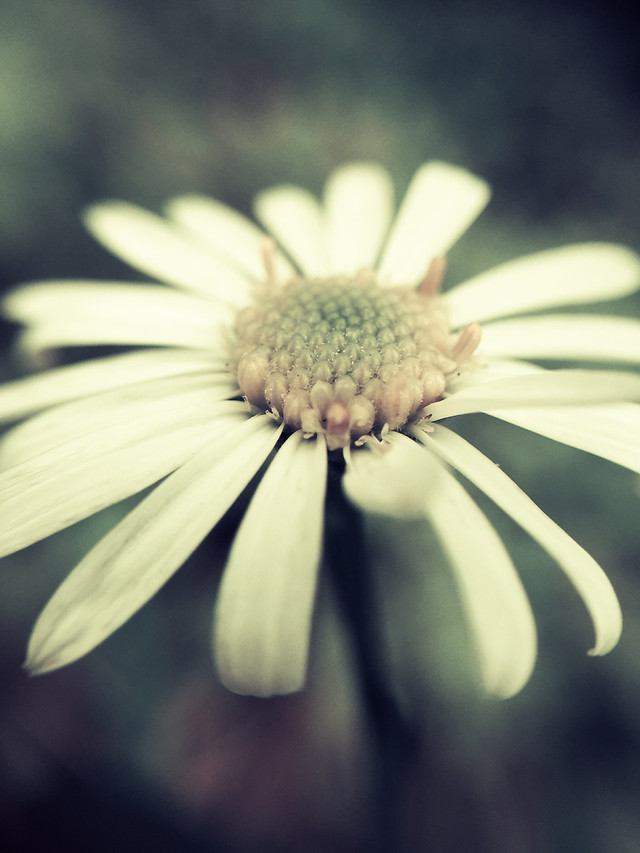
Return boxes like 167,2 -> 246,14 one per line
452,322 -> 482,362
418,256 -> 447,297
261,237 -> 277,285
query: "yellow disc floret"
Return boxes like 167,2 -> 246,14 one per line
233,270 -> 477,450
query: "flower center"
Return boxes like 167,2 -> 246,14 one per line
232,270 -> 478,450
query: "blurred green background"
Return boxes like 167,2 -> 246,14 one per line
1,0 -> 639,851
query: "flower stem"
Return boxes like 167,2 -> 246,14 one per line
325,463 -> 417,853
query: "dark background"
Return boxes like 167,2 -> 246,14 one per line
1,1 -> 639,850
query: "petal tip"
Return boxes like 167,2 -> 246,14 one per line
23,647 -> 60,677
587,619 -> 623,658
217,665 -> 305,698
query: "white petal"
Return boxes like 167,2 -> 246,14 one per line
481,315 -> 640,363
426,369 -> 640,421
448,358 -> 542,391
0,376 -> 239,467
377,162 -> 490,286
4,282 -> 232,351
15,325 -> 223,362
0,348 -> 224,423
26,415 -> 282,674
343,433 -> 440,518
0,382 -> 245,556
487,403 -> 640,475
414,424 -> 622,656
422,451 -> 537,698
3,281 -> 225,323
254,186 -> 330,276
166,195 -> 296,283
445,244 -> 640,328
83,202 -> 253,304
323,163 -> 395,274
214,431 -> 328,696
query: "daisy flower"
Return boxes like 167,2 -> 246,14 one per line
1,161 -> 640,700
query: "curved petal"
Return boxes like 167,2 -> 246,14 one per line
83,202 -> 253,305
0,382 -> 245,557
4,282 -> 232,352
323,163 -> 395,274
445,244 -> 640,328
423,452 -> 537,698
414,424 -> 622,656
166,194 -> 296,283
254,185 -> 330,277
377,162 -> 490,286
487,403 -> 640,475
214,431 -> 328,697
26,415 -> 282,674
0,348 -> 224,424
481,315 -> 640,363
425,370 -> 640,421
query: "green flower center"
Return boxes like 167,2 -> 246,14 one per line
233,271 -> 475,449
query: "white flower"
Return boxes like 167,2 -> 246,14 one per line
1,161 -> 640,699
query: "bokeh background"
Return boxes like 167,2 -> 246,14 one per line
1,0 -> 639,850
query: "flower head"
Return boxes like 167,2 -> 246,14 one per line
1,161 -> 640,699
